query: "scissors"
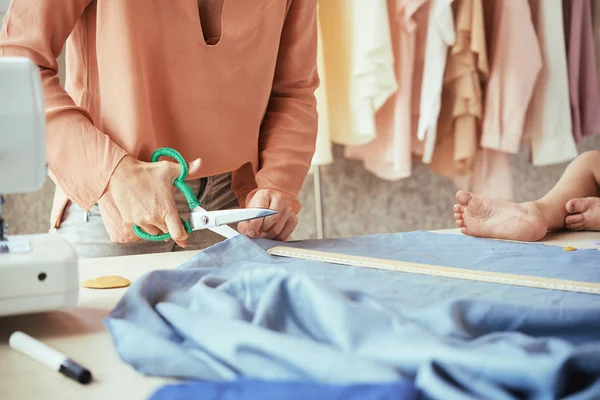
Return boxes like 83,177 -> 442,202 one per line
132,148 -> 277,241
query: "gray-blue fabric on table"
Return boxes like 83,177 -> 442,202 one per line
105,231 -> 600,400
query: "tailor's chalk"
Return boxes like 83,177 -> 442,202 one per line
9,331 -> 92,384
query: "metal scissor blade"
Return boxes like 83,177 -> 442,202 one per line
188,208 -> 277,231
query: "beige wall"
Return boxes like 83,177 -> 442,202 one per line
0,0 -> 10,13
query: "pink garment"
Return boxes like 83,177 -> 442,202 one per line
345,0 -> 430,181
479,0 -> 542,154
563,0 -> 600,141
470,0 -> 541,201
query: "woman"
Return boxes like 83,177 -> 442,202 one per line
0,0 -> 319,257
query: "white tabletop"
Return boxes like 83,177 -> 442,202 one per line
0,230 -> 598,399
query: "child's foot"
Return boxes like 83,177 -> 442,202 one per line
564,197 -> 600,231
453,191 -> 548,242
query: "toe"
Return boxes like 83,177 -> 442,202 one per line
565,213 -> 587,231
455,218 -> 465,228
453,204 -> 465,213
455,191 -> 473,206
565,213 -> 585,225
460,227 -> 470,235
567,221 -> 585,231
454,213 -> 463,221
566,198 -> 590,214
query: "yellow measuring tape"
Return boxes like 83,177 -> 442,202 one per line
267,246 -> 600,295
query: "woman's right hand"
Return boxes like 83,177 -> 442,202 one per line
102,155 -> 202,248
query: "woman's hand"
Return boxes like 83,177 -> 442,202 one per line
238,189 -> 298,241
103,155 -> 202,247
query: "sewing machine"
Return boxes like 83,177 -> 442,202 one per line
0,57 -> 78,317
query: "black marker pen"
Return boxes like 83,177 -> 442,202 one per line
9,331 -> 92,384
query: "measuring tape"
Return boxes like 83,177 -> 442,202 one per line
267,246 -> 600,295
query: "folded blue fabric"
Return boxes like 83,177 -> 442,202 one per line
148,379 -> 419,400
105,231 -> 600,400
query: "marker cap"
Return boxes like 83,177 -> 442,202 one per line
59,359 -> 92,384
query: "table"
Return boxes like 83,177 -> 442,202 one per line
0,230 -> 598,400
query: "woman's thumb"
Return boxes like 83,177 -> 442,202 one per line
188,158 -> 203,176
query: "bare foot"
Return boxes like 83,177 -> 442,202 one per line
453,191 -> 548,241
564,197 -> 600,231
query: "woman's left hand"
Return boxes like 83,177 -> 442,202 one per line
238,189 -> 298,241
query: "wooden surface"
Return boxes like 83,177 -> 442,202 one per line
0,230 -> 598,399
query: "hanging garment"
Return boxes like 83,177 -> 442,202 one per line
106,233 -> 600,399
429,0 -> 489,179
417,0 -> 456,164
345,0 -> 430,180
311,16 -> 333,166
563,0 -> 600,142
525,0 -> 578,166
468,0 -> 541,200
319,0 -> 397,145
480,0 -> 542,155
593,0 -> 600,84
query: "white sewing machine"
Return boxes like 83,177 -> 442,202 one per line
0,57 -> 78,317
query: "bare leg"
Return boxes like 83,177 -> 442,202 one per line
534,150 -> 600,229
453,151 -> 600,241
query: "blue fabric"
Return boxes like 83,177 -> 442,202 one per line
105,231 -> 600,400
148,379 -> 419,400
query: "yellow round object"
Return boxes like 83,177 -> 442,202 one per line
81,275 -> 131,289
563,246 -> 577,251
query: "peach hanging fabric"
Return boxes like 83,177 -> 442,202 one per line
468,0 -> 542,200
562,0 -> 600,142
319,0 -> 397,146
345,0 -> 430,180
479,0 -> 542,155
429,0 -> 488,180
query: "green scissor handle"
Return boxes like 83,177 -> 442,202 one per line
132,148 -> 200,241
